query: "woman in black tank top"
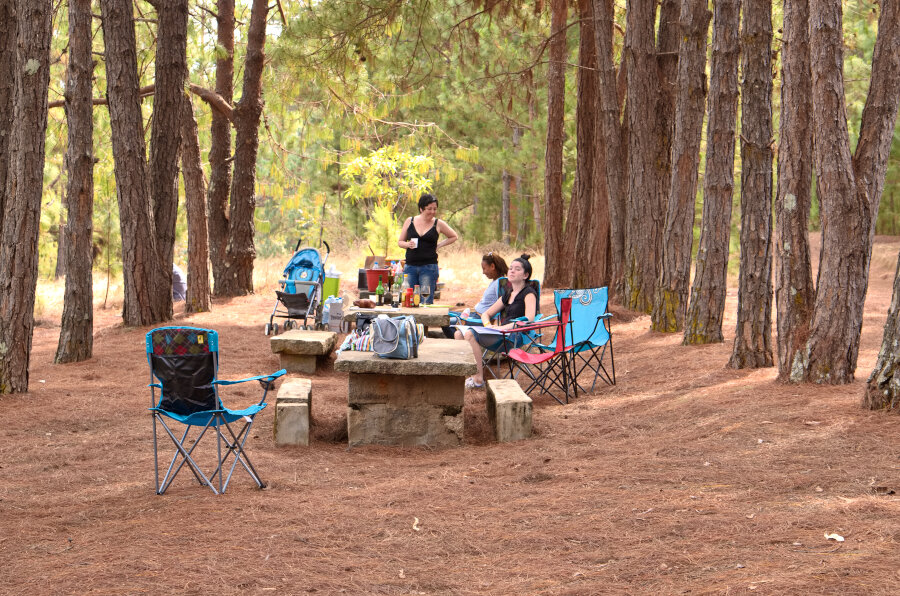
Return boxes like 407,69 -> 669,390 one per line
398,194 -> 459,304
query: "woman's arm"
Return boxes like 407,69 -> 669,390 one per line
481,297 -> 504,328
436,220 -> 458,249
397,217 -> 413,249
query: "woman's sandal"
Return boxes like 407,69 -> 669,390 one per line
465,376 -> 485,389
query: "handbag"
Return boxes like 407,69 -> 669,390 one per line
371,315 -> 423,359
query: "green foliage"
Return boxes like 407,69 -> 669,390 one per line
340,145 -> 434,212
363,200 -> 402,260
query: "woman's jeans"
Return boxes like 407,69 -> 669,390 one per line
403,263 -> 439,304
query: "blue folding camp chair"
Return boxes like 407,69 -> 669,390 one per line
146,326 -> 285,495
553,288 -> 615,392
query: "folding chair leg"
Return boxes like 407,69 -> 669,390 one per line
209,417 -> 266,492
154,416 -> 219,495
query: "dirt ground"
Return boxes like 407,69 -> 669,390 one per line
3,241 -> 900,595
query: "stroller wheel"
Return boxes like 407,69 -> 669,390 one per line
284,320 -> 293,331
272,323 -> 279,335
264,323 -> 272,336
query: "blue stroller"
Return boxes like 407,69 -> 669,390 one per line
265,240 -> 331,335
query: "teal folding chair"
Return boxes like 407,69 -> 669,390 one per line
147,327 -> 285,494
553,288 -> 615,392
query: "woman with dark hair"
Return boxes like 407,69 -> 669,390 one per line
455,254 -> 537,389
442,252 -> 509,338
398,193 -> 458,304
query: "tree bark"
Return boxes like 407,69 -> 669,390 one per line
623,0 -> 661,312
0,0 -> 15,233
774,0 -> 815,381
564,0 -> 604,289
542,0 -> 568,289
652,0 -> 711,332
148,0 -> 189,317
207,0 -> 234,295
683,0 -> 741,345
502,168 -> 511,244
593,0 -> 625,297
101,0 -> 169,326
799,0 -> 900,383
0,0 -> 52,393
730,0 -> 774,369
217,0 -> 268,296
56,0 -> 94,365
181,95 -> 211,313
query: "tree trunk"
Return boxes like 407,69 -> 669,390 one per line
865,253 -> 900,410
542,0 -> 568,289
563,0 -> 602,289
148,0 -> 189,317
0,0 -> 52,394
181,95 -> 211,314
798,0 -> 900,383
623,0 -> 661,312
501,169 -> 511,244
774,0 -> 815,381
683,0 -> 741,345
101,0 -> 169,326
0,0 -> 16,233
654,0 -> 679,250
217,0 -> 268,296
652,0 -> 711,332
729,0 -> 774,369
56,0 -> 94,365
207,0 -> 234,295
593,0 -> 626,297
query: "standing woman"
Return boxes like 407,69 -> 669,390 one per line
398,193 -> 458,304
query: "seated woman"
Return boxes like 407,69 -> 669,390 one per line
455,255 -> 537,389
443,252 -> 509,337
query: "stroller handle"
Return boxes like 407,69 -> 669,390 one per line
293,239 -> 330,256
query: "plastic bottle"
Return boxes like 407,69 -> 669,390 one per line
400,274 -> 410,306
413,284 -> 421,307
376,279 -> 385,306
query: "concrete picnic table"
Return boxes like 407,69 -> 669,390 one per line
342,306 -> 451,328
334,338 -> 477,447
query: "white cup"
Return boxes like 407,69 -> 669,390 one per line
408,238 -> 418,249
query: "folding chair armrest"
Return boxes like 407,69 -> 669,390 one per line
213,369 -> 287,386
148,382 -> 162,388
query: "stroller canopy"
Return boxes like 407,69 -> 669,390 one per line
284,247 -> 324,283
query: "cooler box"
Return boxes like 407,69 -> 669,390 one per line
323,272 -> 341,299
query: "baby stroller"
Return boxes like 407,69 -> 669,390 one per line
265,240 -> 331,335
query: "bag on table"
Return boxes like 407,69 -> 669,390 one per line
371,315 -> 424,359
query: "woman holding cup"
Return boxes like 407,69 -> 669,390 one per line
398,193 -> 458,304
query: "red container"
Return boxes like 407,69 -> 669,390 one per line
365,268 -> 391,292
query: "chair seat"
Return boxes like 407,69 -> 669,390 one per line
507,347 -> 556,365
151,403 -> 266,426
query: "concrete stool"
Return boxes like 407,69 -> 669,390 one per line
274,378 -> 312,446
486,379 -> 532,442
270,329 -> 337,374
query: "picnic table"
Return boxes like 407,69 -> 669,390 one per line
342,306 -> 451,328
334,338 -> 476,447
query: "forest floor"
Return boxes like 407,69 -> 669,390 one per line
2,238 -> 900,594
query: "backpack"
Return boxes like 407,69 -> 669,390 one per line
371,315 -> 423,359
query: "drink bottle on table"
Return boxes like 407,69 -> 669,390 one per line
413,284 -> 421,307
375,279 -> 385,306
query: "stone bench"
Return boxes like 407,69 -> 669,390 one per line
270,330 -> 337,374
274,378 -> 312,446
334,338 -> 477,447
486,379 -> 532,442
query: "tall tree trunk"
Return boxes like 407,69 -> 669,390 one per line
564,0 -> 602,289
542,0 -> 568,288
218,0 -> 268,296
730,0 -> 774,368
101,0 -> 168,326
652,0 -> 711,332
148,0 -> 189,317
181,95 -> 211,313
56,0 -> 94,365
623,0 -> 661,312
865,253 -> 900,410
502,169 -> 511,244
593,0 -> 626,297
798,0 -> 900,383
774,0 -> 815,381
0,0 -> 16,233
208,0 -> 234,295
0,0 -> 52,394
683,0 -> 741,345
654,0 -> 680,250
